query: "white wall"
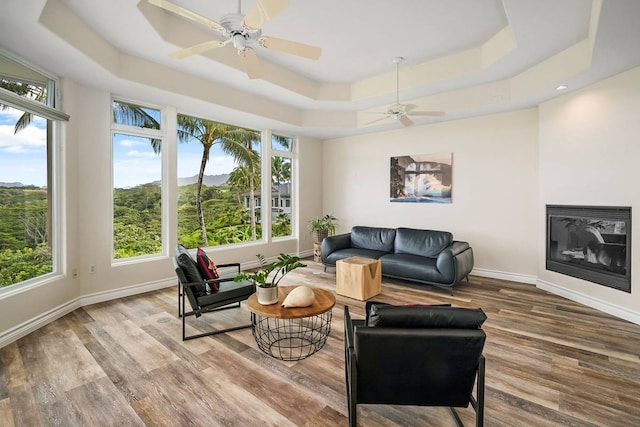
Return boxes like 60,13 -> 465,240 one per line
537,66 -> 640,320
322,109 -> 539,279
0,78 -> 323,345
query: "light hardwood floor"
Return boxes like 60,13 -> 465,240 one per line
1,260 -> 640,426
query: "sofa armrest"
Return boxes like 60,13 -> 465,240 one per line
321,233 -> 351,263
436,241 -> 474,284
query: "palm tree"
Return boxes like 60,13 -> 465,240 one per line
227,164 -> 262,240
227,166 -> 251,205
177,115 -> 259,246
271,156 -> 290,212
112,100 -> 161,152
273,212 -> 291,237
0,83 -> 47,133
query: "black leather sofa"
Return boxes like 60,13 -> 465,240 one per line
321,226 -> 474,293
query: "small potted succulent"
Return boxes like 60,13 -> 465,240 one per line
235,253 -> 307,305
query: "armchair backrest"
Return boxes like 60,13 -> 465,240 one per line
173,245 -> 205,311
348,304 -> 486,408
354,326 -> 485,407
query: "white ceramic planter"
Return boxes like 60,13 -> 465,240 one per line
257,286 -> 279,305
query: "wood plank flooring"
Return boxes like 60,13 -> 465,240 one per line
1,260 -> 640,426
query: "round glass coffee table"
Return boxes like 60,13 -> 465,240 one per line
247,286 -> 336,361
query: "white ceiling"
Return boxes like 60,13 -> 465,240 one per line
1,0 -> 640,139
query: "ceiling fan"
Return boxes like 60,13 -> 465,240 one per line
365,57 -> 445,127
147,0 -> 322,79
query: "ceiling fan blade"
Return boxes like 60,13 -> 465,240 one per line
398,115 -> 414,127
243,0 -> 288,30
147,0 -> 225,32
407,111 -> 446,117
169,39 -> 228,59
238,48 -> 263,79
364,115 -> 394,126
404,104 -> 445,117
259,36 -> 321,60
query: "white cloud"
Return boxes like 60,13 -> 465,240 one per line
0,108 -> 24,121
126,149 -> 159,159
119,138 -> 147,147
208,155 -> 238,173
0,123 -> 46,149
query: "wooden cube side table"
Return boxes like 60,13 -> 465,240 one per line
336,257 -> 382,301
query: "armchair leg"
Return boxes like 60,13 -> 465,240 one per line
477,356 -> 485,427
181,301 -> 251,341
449,408 -> 464,427
347,389 -> 356,427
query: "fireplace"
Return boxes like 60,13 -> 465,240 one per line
546,205 -> 631,293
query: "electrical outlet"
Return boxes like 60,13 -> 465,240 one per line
89,265 -> 96,274
72,268 -> 78,278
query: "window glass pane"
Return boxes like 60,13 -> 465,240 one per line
272,134 -> 293,152
0,107 -> 52,287
271,155 -> 292,238
0,53 -> 49,106
113,133 -> 162,258
112,100 -> 161,129
177,114 -> 261,248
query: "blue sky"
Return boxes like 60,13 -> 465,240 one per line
112,133 -> 243,188
1,106 -> 290,188
0,108 -> 47,187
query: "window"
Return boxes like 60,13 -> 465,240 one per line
0,51 -> 65,289
112,100 -> 163,259
177,114 -> 261,248
271,134 -> 294,239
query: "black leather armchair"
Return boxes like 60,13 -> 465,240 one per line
344,304 -> 487,426
173,245 -> 255,340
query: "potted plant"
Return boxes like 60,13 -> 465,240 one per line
309,214 -> 338,262
235,253 -> 307,305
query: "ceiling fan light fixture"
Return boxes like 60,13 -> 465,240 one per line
232,33 -> 247,49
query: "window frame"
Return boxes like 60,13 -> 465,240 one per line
0,50 -> 64,295
110,97 -> 167,264
269,131 -> 297,242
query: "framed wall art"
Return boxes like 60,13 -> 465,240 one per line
390,152 -> 452,203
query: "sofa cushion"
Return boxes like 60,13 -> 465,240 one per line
366,302 -> 486,329
380,253 -> 445,284
395,227 -> 453,257
325,248 -> 388,265
351,226 -> 396,252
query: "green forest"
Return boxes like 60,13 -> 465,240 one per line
0,186 -> 52,286
0,182 -> 291,287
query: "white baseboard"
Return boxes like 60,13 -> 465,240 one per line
537,279 -> 640,325
0,278 -> 175,348
471,267 -> 537,285
79,278 -> 175,306
0,298 -> 81,349
299,249 -> 314,259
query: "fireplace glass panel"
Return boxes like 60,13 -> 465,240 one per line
546,205 -> 631,293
